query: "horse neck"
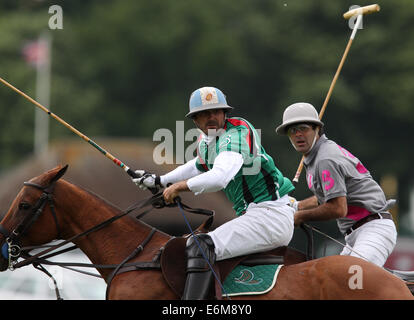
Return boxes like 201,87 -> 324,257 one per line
55,180 -> 157,277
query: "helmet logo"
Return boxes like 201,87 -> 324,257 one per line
201,89 -> 218,105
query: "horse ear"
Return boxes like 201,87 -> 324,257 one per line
51,164 -> 69,183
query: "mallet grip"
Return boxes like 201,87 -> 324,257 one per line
343,4 -> 380,20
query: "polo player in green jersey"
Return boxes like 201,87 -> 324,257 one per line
134,87 -> 295,299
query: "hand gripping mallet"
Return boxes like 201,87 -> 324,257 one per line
292,4 -> 380,185
0,76 -> 158,193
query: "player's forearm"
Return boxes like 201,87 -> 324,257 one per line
295,197 -> 347,225
298,196 -> 319,210
160,158 -> 201,186
296,204 -> 339,223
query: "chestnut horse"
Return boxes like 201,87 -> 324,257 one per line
0,166 -> 412,300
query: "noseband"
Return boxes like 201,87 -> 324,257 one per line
0,180 -> 61,270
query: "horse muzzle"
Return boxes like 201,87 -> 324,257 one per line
0,242 -> 10,271
0,225 -> 12,271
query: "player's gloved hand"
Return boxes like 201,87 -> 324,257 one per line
132,170 -> 162,190
288,196 -> 299,211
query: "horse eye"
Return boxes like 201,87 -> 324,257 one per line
18,202 -> 31,210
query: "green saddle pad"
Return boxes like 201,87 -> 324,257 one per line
222,264 -> 283,297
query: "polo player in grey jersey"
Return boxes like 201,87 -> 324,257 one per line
276,102 -> 397,267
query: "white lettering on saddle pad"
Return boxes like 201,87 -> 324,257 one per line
222,264 -> 283,297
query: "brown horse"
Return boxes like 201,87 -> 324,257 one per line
0,165 -> 412,300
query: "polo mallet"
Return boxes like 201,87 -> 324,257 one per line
292,4 -> 380,185
0,76 -> 158,193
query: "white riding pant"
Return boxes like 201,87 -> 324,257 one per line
340,218 -> 397,267
208,195 -> 295,261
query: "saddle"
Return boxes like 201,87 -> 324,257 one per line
160,237 -> 306,299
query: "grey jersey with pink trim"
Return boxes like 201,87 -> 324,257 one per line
303,135 -> 392,234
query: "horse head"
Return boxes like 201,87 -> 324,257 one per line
0,165 -> 68,271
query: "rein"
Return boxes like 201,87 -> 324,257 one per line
8,190 -> 162,270
302,223 -> 369,261
1,180 -> 214,299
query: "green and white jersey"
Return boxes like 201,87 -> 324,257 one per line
195,117 -> 294,216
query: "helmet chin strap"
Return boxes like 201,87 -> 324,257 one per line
308,134 -> 318,152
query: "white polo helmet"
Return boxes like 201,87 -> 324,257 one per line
186,87 -> 233,118
275,102 -> 324,135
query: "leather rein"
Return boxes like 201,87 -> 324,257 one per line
0,180 -> 214,299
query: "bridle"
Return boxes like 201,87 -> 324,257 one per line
0,180 -> 61,271
0,179 -> 164,271
0,177 -> 215,299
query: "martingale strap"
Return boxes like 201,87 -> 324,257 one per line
105,228 -> 157,299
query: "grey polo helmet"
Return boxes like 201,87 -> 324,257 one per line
275,102 -> 324,135
186,87 -> 233,118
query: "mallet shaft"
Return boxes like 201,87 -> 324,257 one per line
292,11 -> 366,185
0,76 -> 139,179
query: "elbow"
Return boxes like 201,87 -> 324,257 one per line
335,202 -> 348,218
336,207 -> 347,218
214,177 -> 229,191
327,197 -> 348,219
211,169 -> 232,190
191,175 -> 228,194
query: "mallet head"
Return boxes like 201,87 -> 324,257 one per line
343,4 -> 380,20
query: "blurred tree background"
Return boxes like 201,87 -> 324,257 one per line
0,0 -> 413,243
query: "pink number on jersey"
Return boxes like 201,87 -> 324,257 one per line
338,144 -> 368,174
356,162 -> 368,174
307,174 -> 313,189
337,145 -> 355,159
322,170 -> 335,191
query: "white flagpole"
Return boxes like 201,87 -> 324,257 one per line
34,31 -> 52,156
